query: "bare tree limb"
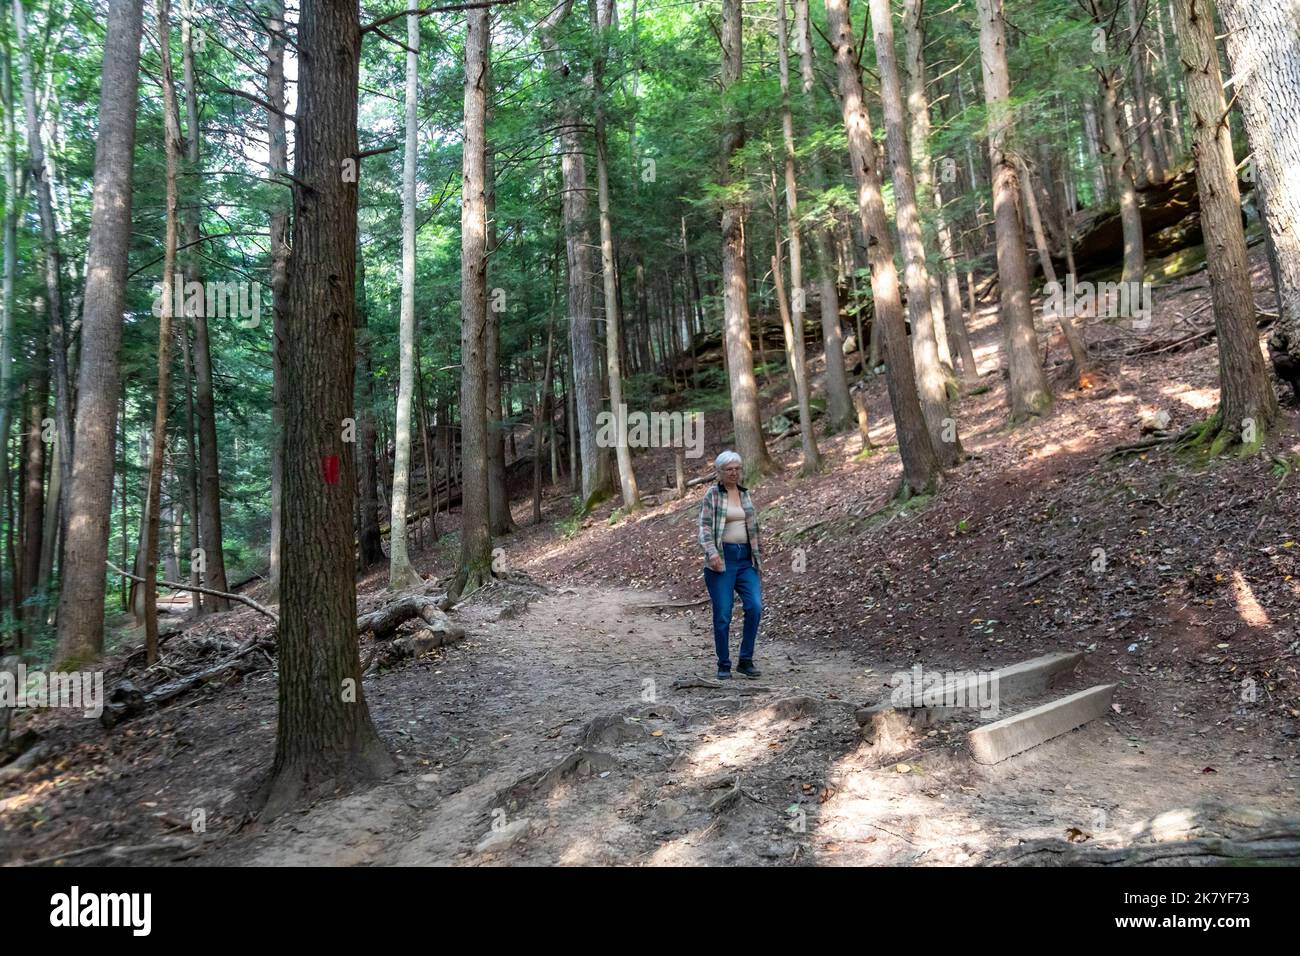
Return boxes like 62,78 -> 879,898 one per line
107,561 -> 279,623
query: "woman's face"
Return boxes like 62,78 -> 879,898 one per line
719,461 -> 742,485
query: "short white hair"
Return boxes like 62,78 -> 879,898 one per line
714,450 -> 743,472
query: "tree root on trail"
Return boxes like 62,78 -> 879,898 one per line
994,829 -> 1300,866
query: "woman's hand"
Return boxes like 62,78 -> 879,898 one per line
708,554 -> 724,572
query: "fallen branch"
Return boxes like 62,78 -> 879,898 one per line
107,561 -> 279,623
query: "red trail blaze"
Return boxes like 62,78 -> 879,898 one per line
322,454 -> 341,485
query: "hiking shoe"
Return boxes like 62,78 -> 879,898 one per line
736,660 -> 762,678
717,668 -> 733,680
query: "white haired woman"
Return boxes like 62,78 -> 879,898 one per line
697,450 -> 762,679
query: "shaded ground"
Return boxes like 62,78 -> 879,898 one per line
2,243 -> 1297,865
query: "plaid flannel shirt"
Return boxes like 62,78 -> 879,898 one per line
697,481 -> 761,573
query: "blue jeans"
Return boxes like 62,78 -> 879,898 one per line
703,543 -> 762,670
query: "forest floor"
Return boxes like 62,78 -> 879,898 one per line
2,243 -> 1299,865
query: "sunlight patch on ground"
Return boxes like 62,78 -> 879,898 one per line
1229,570 -> 1271,628
1160,384 -> 1218,412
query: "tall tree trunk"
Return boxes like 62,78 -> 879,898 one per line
541,0 -> 610,507
974,0 -> 1054,422
721,0 -> 777,480
388,12 -> 423,589
825,0 -> 941,495
14,0 -> 72,511
775,0 -> 822,473
142,0 -> 181,664
263,0 -> 392,816
0,7 -> 16,637
264,0 -> 289,599
904,0 -> 977,382
1170,0 -> 1277,452
1218,0 -> 1300,379
869,0 -> 960,465
54,0 -> 145,667
1090,1 -> 1147,286
1129,0 -> 1165,182
452,5 -> 493,599
591,0 -> 642,508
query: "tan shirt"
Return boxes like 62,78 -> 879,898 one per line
721,502 -> 748,544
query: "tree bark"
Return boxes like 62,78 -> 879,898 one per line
54,0 -> 145,667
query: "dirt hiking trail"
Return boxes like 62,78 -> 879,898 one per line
201,584 -> 1295,867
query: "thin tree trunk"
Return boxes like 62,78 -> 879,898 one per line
388,12 -> 422,589
142,0 -> 182,664
775,0 -> 822,473
264,0 -> 289,599
0,6 -> 18,632
591,0 -> 641,509
355,254 -> 384,569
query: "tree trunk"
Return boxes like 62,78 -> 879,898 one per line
54,0 -> 145,667
0,9 -> 16,638
1131,0 -> 1167,180
264,0 -> 289,598
1022,164 -> 1092,380
975,0 -> 1054,423
142,0 -> 182,664
591,0 -> 641,509
355,254 -> 384,570
388,12 -> 423,589
1170,0 -> 1277,452
721,0 -> 777,481
775,0 -> 822,473
263,0 -> 392,816
869,0 -> 960,465
14,0 -> 72,511
533,312 -> 556,524
452,5 -> 494,598
1218,0 -> 1300,378
1088,1 -> 1147,286
825,0 -> 940,495
905,0 -> 977,382
541,1 -> 610,508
